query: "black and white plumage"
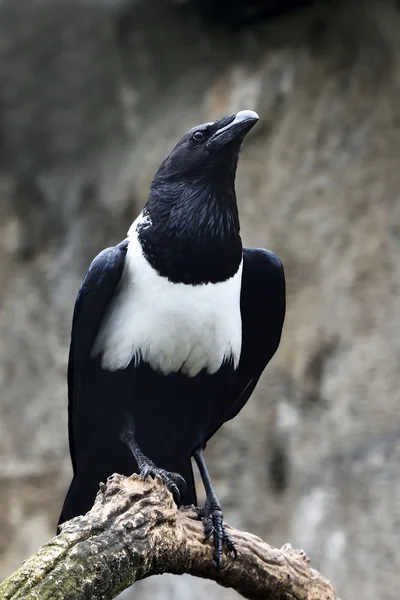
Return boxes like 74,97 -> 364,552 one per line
59,110 -> 286,566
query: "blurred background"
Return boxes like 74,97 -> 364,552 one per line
0,0 -> 399,598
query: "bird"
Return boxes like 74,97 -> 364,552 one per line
58,109 -> 286,567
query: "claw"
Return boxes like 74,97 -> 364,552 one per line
140,465 -> 152,480
224,533 -> 237,559
165,480 -> 180,504
196,502 -> 237,568
174,474 -> 187,492
139,465 -> 186,505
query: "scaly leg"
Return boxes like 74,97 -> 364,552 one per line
193,446 -> 237,568
120,417 -> 186,504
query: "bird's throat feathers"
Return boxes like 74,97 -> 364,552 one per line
134,179 -> 242,285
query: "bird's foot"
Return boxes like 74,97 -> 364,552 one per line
120,421 -> 186,504
140,462 -> 186,505
196,500 -> 237,568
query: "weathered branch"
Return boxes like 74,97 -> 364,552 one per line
0,474 -> 337,600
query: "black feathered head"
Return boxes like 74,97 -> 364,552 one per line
138,110 -> 259,285
154,110 -> 259,185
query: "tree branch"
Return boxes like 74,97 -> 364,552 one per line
0,474 -> 338,600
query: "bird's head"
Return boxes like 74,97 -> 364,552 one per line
137,110 -> 259,284
153,110 -> 259,186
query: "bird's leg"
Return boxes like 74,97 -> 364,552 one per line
120,422 -> 186,505
193,447 -> 237,568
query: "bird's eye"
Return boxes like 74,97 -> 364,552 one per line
192,131 -> 205,142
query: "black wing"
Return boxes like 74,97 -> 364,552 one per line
206,247 -> 285,442
67,239 -> 129,474
227,247 -> 285,422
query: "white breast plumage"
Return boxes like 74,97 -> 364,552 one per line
92,233 -> 243,377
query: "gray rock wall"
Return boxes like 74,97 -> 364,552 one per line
1,1 -> 400,598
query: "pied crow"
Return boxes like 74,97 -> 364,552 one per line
58,110 -> 286,567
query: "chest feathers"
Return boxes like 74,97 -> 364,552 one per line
92,235 -> 243,377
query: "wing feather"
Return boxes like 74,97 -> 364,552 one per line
67,239 -> 129,473
205,247 -> 286,441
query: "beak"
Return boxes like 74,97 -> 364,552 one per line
209,110 -> 259,147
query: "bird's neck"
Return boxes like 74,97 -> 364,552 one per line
133,182 -> 242,285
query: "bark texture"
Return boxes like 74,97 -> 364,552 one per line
0,475 -> 337,600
